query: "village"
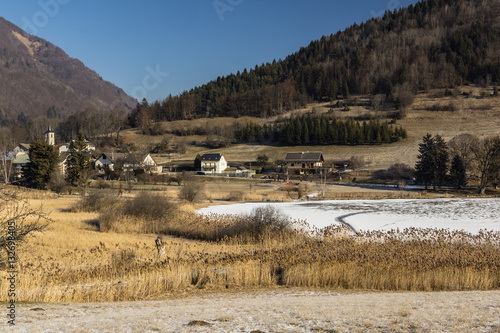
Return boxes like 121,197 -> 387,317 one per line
4,126 -> 353,189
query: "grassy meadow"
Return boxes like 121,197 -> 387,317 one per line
0,185 -> 498,304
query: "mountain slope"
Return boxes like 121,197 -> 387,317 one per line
130,0 -> 500,123
0,17 -> 136,123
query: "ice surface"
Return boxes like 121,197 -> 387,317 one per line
197,198 -> 500,234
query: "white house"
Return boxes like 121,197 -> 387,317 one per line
122,153 -> 162,174
59,140 -> 95,155
200,153 -> 228,174
94,153 -> 127,172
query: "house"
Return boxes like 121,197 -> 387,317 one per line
284,151 -> 325,174
200,153 -> 228,174
94,153 -> 127,172
59,140 -> 95,155
122,153 -> 162,174
10,152 -> 30,179
13,143 -> 31,153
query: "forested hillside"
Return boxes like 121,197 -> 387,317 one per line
130,0 -> 500,126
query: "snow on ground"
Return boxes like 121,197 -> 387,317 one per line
197,197 -> 500,234
5,290 -> 500,332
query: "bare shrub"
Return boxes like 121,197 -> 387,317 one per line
394,83 -> 415,110
97,208 -> 119,232
124,192 -> 174,221
223,206 -> 292,241
425,102 -> 458,112
0,190 -> 51,267
227,191 -> 245,201
387,163 -> 415,180
73,190 -> 121,212
348,156 -> 367,176
179,181 -> 206,203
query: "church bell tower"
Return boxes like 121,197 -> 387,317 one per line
44,126 -> 55,146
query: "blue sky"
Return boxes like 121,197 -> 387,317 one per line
1,0 -> 418,102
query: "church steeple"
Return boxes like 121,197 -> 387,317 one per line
44,126 -> 55,146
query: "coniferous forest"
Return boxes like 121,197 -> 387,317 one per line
235,115 -> 408,146
129,0 -> 500,126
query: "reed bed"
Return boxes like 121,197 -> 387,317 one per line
0,190 -> 498,303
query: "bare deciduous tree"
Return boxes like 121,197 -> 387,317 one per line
0,189 -> 51,267
448,134 -> 480,177
474,136 -> 500,194
348,156 -> 368,176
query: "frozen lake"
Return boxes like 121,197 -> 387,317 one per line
197,197 -> 500,234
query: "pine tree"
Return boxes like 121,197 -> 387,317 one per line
25,140 -> 59,189
415,134 -> 435,190
66,132 -> 92,187
415,134 -> 449,189
450,155 -> 467,188
433,135 -> 449,188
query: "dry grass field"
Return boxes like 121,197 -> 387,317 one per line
0,186 -> 498,304
120,86 -> 500,170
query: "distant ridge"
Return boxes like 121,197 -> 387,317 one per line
0,17 -> 137,122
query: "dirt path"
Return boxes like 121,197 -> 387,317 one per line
4,290 -> 499,332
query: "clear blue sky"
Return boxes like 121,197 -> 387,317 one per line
1,0 -> 418,102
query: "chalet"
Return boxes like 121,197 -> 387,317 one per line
94,153 -> 127,172
284,151 -> 325,173
200,153 -> 228,174
13,143 -> 31,153
9,152 -> 29,179
122,153 -> 162,174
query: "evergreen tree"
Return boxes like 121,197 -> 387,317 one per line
194,154 -> 202,171
450,154 -> 467,188
415,134 -> 449,189
25,140 -> 59,189
66,132 -> 92,187
433,135 -> 449,188
415,134 -> 436,190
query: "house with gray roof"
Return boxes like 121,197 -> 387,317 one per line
200,153 -> 227,173
284,151 -> 325,173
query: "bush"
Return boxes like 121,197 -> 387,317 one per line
124,192 -> 175,221
98,192 -> 180,234
387,163 -> 415,180
227,191 -> 245,201
425,102 -> 458,112
73,190 -> 121,212
223,206 -> 292,241
179,181 -> 205,203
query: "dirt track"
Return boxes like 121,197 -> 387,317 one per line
5,290 -> 500,332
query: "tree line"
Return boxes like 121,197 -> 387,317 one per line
415,133 -> 500,193
235,114 -> 407,146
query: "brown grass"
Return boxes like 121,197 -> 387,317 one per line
0,187 -> 497,303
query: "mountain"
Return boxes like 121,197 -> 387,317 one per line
0,17 -> 136,123
129,0 -> 500,124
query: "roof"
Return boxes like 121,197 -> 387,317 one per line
284,152 -> 324,163
200,153 -> 224,162
15,143 -> 31,152
12,152 -> 30,165
99,153 -> 127,163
